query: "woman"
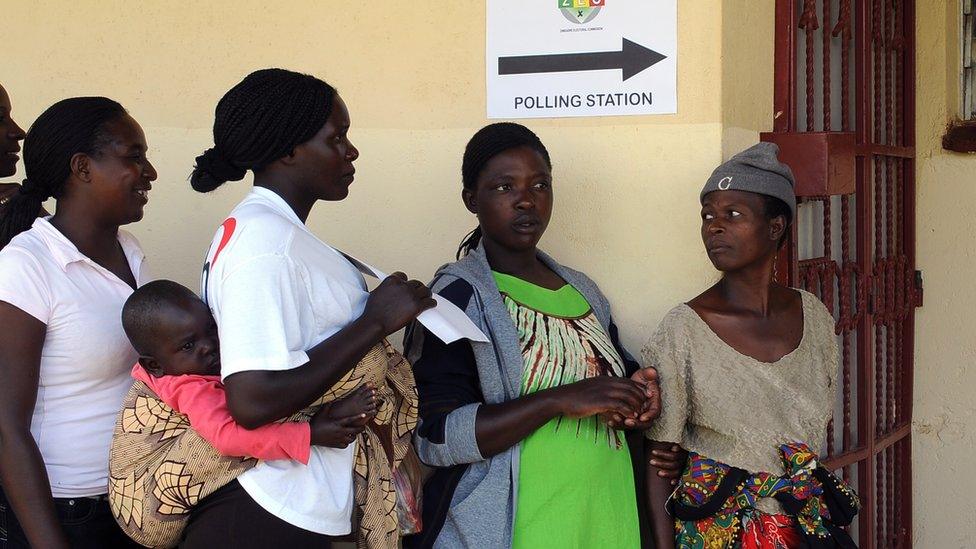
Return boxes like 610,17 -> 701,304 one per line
0,83 -> 28,207
185,68 -> 434,548
404,122 -> 682,549
644,143 -> 858,548
0,97 -> 155,548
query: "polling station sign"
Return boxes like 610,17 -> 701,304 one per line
487,1 -> 677,119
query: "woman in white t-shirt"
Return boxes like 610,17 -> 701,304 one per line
183,69 -> 435,548
0,97 -> 156,548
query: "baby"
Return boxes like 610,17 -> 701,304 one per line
120,279 -> 376,463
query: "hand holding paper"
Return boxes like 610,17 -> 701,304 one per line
363,271 -> 438,335
340,252 -> 489,344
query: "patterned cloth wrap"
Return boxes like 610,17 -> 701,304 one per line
672,441 -> 860,549
108,340 -> 418,549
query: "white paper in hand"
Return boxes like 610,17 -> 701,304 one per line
339,252 -> 489,344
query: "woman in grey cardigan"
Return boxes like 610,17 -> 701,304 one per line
404,123 -> 681,549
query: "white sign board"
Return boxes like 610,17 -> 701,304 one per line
486,1 -> 677,119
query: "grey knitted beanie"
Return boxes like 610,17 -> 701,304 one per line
700,142 -> 796,218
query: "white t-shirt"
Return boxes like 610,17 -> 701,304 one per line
0,218 -> 148,498
202,186 -> 368,535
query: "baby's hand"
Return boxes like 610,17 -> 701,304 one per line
308,386 -> 379,448
328,385 -> 379,419
309,413 -> 368,448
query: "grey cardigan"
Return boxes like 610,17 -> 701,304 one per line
404,244 -> 638,549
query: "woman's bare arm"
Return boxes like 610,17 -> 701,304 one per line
0,302 -> 69,548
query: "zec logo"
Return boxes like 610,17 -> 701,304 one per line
559,0 -> 604,25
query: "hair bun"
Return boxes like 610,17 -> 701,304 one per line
191,147 -> 246,192
18,178 -> 50,201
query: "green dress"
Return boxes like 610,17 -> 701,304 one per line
493,272 -> 641,549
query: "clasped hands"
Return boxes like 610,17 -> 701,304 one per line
602,367 -> 662,430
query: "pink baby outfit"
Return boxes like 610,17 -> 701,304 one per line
130,365 -> 311,463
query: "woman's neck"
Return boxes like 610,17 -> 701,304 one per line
716,257 -> 778,316
482,237 -> 564,289
254,174 -> 315,224
482,239 -> 538,275
49,207 -> 119,259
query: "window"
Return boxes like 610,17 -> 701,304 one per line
962,0 -> 975,120
944,0 -> 976,152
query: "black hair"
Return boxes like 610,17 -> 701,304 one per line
0,97 -> 126,249
762,195 -> 793,249
122,279 -> 200,356
190,68 -> 336,193
456,122 -> 552,259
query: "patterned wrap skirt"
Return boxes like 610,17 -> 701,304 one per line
669,442 -> 860,549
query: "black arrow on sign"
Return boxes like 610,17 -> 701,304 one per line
498,38 -> 666,81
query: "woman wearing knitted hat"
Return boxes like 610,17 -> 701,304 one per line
185,68 -> 435,548
643,143 -> 859,548
403,122 -> 684,549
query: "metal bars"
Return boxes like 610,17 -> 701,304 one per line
774,1 -> 917,547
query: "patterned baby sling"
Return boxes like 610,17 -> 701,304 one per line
108,340 -> 418,548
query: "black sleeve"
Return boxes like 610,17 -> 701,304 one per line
406,279 -> 485,445
608,315 -> 641,376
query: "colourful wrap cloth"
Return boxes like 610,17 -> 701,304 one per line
672,441 -> 859,549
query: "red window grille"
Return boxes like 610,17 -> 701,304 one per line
764,1 -> 919,547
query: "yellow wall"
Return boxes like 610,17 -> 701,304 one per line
913,1 -> 976,546
2,1 -> 763,354
721,0 -> 776,158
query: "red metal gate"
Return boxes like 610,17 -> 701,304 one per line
763,1 -> 919,547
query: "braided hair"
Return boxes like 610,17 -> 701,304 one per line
190,68 -> 336,192
0,97 -> 126,249
456,122 -> 552,259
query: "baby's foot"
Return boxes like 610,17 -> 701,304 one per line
329,385 -> 378,419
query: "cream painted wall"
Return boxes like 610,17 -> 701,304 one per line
721,0 -> 776,158
2,1 -> 736,354
913,2 -> 976,547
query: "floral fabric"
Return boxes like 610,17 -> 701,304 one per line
673,441 -> 859,549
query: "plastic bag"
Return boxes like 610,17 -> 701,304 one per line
394,446 -> 425,535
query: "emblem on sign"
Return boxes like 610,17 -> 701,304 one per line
559,0 -> 604,25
